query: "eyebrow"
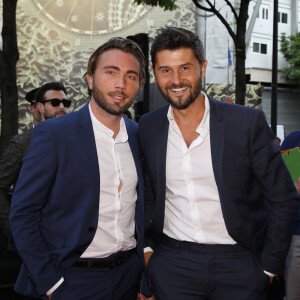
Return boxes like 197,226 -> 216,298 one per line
158,63 -> 193,70
103,66 -> 139,76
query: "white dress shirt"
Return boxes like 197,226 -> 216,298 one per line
82,104 -> 138,257
164,93 -> 236,245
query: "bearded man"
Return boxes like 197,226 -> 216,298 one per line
10,38 -> 151,300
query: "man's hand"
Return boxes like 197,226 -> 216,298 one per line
144,251 -> 153,267
48,294 -> 52,300
138,293 -> 153,300
269,276 -> 273,284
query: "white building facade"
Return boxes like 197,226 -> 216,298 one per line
197,0 -> 300,85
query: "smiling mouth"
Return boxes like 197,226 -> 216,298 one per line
108,91 -> 128,102
170,87 -> 188,94
112,95 -> 125,101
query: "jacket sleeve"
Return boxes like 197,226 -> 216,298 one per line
250,110 -> 300,274
0,135 -> 24,240
138,117 -> 157,250
9,123 -> 63,296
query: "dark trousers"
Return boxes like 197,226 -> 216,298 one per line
147,235 -> 270,300
50,252 -> 142,300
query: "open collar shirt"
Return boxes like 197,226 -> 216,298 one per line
164,93 -> 236,245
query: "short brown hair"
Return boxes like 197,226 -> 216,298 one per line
86,37 -> 146,95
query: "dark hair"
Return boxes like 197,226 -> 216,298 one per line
35,82 -> 67,102
86,37 -> 146,95
151,27 -> 205,67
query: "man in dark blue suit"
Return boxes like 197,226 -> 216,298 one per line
138,27 -> 300,300
10,38 -> 151,299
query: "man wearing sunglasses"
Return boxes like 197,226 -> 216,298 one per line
0,83 -> 69,290
0,87 -> 38,246
9,38 -> 151,300
35,82 -> 70,120
0,83 -> 68,245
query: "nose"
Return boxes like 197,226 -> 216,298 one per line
172,70 -> 182,85
115,74 -> 126,90
58,102 -> 65,109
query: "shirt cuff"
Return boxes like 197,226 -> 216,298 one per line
264,270 -> 275,277
144,247 -> 153,253
46,277 -> 64,296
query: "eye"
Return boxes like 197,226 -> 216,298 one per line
106,70 -> 114,75
128,74 -> 137,80
181,66 -> 190,71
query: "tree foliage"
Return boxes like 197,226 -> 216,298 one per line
280,33 -> 300,83
134,0 -> 178,11
134,0 -> 251,106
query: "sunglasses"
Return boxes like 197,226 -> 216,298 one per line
41,98 -> 72,108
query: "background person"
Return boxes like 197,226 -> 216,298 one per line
281,130 -> 300,300
0,82 -> 68,246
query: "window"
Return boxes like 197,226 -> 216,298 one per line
253,42 -> 268,54
253,43 -> 259,52
262,8 -> 269,20
278,12 -> 288,24
260,44 -> 267,54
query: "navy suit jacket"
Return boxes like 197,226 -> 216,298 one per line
138,96 -> 300,275
10,104 -> 146,297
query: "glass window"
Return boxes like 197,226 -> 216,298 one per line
282,13 -> 288,24
262,8 -> 268,20
261,44 -> 267,54
278,12 -> 288,24
253,43 -> 259,53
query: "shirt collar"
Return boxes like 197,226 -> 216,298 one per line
167,91 -> 210,134
88,102 -> 128,143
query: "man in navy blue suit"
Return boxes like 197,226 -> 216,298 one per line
10,37 -> 151,299
138,27 -> 300,300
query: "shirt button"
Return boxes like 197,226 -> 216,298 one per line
88,226 -> 95,232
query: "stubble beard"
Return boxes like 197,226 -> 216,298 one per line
92,84 -> 134,116
159,79 -> 202,110
44,109 -> 66,120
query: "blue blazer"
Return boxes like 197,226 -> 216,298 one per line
10,104 -> 146,297
138,96 -> 300,275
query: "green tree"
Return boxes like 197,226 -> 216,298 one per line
134,0 -> 251,106
280,33 -> 300,84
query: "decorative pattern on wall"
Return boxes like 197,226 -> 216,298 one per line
15,0 -> 196,132
206,84 -> 262,109
30,0 -> 152,37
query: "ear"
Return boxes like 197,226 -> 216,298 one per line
36,102 -> 45,121
86,74 -> 93,91
36,102 -> 44,113
201,60 -> 208,78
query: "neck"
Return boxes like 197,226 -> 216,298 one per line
90,99 -> 122,139
172,93 -> 206,126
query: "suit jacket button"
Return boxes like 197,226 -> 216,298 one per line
88,227 -> 95,232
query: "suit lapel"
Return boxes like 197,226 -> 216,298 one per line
125,117 -> 142,181
155,106 -> 169,203
77,104 -> 100,191
209,97 -> 239,232
209,97 -> 225,194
